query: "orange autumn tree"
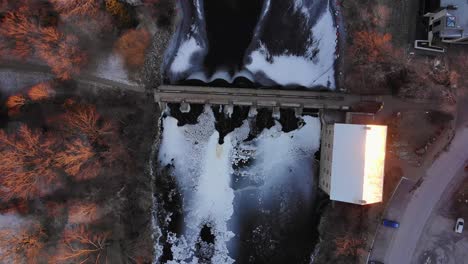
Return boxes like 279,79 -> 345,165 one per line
114,29 -> 151,69
55,138 -> 101,181
27,82 -> 55,101
50,0 -> 100,18
105,0 -> 131,25
350,31 -> 394,64
0,9 -> 37,58
54,102 -> 126,179
60,103 -> 116,144
54,225 -> 110,264
35,27 -> 87,80
67,201 -> 100,224
5,82 -> 55,116
5,94 -> 26,115
0,223 -> 47,264
51,0 -> 113,38
0,125 -> 58,200
0,6 -> 88,80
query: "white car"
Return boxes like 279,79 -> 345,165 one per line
455,218 -> 464,234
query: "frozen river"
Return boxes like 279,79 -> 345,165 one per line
153,0 -> 339,262
163,0 -> 338,89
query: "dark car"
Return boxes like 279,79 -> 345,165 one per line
368,261 -> 384,264
382,219 -> 400,228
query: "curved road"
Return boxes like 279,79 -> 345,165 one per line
382,93 -> 468,264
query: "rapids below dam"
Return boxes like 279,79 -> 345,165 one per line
153,106 -> 323,264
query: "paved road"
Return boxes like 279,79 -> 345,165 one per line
383,126 -> 468,263
411,165 -> 468,264
407,90 -> 468,264
368,178 -> 416,262
382,91 -> 468,264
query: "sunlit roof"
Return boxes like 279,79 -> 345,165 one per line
329,124 -> 387,205
362,125 -> 387,204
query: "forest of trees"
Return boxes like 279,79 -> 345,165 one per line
0,79 -> 156,263
0,0 -> 164,263
0,0 -> 155,80
0,80 -> 130,263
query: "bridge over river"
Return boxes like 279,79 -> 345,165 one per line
154,85 -> 443,115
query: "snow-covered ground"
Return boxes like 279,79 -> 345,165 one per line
156,107 -> 321,263
93,53 -> 136,85
0,213 -> 30,259
0,70 -> 53,96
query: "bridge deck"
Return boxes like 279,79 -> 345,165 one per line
155,85 -> 381,110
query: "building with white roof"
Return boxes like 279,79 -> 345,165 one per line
319,123 -> 387,205
424,0 -> 468,44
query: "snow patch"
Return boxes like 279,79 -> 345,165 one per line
0,213 -> 27,229
293,0 -> 310,19
94,53 -> 134,85
246,4 -> 337,88
170,38 -> 203,73
0,70 -> 52,96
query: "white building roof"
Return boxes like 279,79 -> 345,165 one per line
329,124 -> 387,205
441,0 -> 468,38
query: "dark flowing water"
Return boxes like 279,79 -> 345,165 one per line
203,0 -> 263,73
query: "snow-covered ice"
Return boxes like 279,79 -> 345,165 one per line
170,37 -> 204,74
246,1 -> 337,88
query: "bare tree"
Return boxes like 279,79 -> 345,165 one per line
67,201 -> 100,224
0,223 -> 47,264
54,225 -> 110,264
0,125 -> 58,200
55,138 -> 100,181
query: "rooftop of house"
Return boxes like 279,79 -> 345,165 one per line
441,0 -> 468,37
328,124 -> 387,205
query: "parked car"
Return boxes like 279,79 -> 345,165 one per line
382,219 -> 400,228
368,261 -> 384,264
455,218 -> 464,234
